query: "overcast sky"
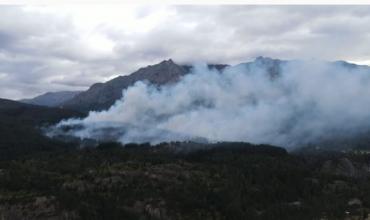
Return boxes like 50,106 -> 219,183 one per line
1,5 -> 370,99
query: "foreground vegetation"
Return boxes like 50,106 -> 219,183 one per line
1,142 -> 370,220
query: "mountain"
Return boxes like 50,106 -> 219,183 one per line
61,60 -> 230,112
61,59 -> 189,112
233,56 -> 286,79
0,98 -> 84,160
181,63 -> 230,73
20,91 -> 82,107
59,57 -> 367,113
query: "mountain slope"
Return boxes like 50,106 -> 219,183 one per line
60,57 -> 368,114
0,98 -> 83,125
60,58 -> 284,113
20,91 -> 82,107
0,99 -> 84,160
61,59 -> 189,112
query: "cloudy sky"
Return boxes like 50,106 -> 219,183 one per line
1,5 -> 370,99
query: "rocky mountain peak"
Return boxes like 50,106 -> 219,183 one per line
159,58 -> 174,65
128,59 -> 187,84
61,59 -> 188,112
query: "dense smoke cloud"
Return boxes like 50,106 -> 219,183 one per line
48,59 -> 370,148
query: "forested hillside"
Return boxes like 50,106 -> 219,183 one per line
1,142 -> 370,220
0,99 -> 84,160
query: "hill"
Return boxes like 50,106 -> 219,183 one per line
20,91 -> 82,107
61,59 -> 189,112
0,98 -> 84,160
60,60 -> 229,112
18,57 -> 366,114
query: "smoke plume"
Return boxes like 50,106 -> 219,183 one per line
48,58 -> 370,149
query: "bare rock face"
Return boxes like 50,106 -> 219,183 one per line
61,59 -> 189,112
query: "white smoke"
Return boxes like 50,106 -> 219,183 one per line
48,59 -> 370,148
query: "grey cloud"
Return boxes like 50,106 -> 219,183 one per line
1,5 -> 370,99
110,5 -> 370,65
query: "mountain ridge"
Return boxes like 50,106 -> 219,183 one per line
20,91 -> 82,107
60,59 -> 190,112
21,57 -> 369,113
